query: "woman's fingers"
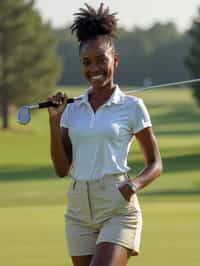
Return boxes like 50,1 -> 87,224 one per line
47,91 -> 69,118
48,92 -> 68,106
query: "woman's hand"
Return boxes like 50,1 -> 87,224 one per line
48,92 -> 68,119
118,182 -> 135,202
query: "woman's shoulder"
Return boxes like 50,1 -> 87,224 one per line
122,93 -> 144,107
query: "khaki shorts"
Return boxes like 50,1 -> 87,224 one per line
65,174 -> 142,256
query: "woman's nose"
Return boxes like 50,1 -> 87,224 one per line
88,63 -> 100,72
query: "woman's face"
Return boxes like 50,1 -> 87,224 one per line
80,37 -> 119,90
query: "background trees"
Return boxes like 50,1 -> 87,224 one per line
185,7 -> 200,106
1,1 -> 199,129
55,22 -> 190,87
0,0 -> 60,128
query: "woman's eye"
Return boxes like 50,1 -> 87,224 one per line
97,57 -> 107,64
82,60 -> 90,66
81,57 -> 108,66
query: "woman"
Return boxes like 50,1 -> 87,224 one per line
48,3 -> 162,266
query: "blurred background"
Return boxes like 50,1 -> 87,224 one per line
0,1 -> 200,266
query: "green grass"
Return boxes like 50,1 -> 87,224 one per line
1,202 -> 199,266
0,87 -> 200,266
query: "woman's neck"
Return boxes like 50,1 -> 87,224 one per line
90,84 -> 116,102
88,84 -> 116,112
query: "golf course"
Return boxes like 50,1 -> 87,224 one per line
0,87 -> 200,266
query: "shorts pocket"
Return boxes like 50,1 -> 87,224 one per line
114,183 -> 129,204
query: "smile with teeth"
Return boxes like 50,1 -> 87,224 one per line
91,74 -> 104,81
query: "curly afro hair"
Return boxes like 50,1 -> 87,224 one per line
70,3 -> 118,50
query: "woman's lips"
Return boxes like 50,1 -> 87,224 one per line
90,74 -> 104,81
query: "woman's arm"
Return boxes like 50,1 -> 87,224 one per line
48,92 -> 72,177
133,127 -> 163,189
119,127 -> 162,200
49,118 -> 72,177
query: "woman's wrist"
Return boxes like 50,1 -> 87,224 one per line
126,181 -> 138,194
49,113 -> 62,124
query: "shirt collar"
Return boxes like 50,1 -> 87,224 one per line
105,85 -> 125,106
77,85 -> 125,106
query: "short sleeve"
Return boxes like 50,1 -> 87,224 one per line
60,105 -> 70,128
130,98 -> 152,134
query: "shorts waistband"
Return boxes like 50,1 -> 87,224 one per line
72,173 -> 129,187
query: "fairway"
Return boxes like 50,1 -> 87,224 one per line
0,201 -> 200,266
0,87 -> 200,266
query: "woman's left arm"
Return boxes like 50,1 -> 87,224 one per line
119,127 -> 162,200
133,127 -> 163,190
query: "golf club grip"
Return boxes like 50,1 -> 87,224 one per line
38,98 -> 75,108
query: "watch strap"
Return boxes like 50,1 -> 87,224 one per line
127,181 -> 137,193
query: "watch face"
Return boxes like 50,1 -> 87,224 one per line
128,182 -> 137,193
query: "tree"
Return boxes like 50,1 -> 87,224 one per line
115,22 -> 188,86
185,7 -> 200,106
0,0 -> 60,128
55,28 -> 85,85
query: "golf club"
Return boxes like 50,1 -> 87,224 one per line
17,97 -> 80,125
124,78 -> 200,93
17,77 -> 200,125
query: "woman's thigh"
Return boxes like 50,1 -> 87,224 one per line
71,255 -> 93,266
90,242 -> 130,266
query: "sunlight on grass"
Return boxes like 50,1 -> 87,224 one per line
0,87 -> 200,266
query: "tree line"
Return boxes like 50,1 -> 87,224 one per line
0,0 -> 200,128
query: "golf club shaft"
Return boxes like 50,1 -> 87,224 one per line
25,77 -> 200,109
124,78 -> 200,94
38,98 -> 75,108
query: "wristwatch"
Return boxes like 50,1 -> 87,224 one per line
126,181 -> 137,194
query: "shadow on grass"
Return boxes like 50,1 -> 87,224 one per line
0,165 -> 57,182
155,128 -> 200,137
1,152 -> 199,182
151,105 -> 200,127
162,153 -> 200,173
140,189 -> 200,197
130,152 -> 200,175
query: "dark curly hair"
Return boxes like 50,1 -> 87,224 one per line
70,3 -> 118,51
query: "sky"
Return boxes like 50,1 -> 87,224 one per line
34,0 -> 200,32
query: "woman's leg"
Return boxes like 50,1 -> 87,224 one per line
71,255 -> 93,266
90,242 -> 131,266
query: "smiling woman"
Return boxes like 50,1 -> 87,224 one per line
47,3 -> 162,266
79,36 -> 119,111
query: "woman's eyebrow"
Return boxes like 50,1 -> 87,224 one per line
96,54 -> 106,58
82,53 -> 106,60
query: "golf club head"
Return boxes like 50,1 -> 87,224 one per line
16,97 -> 78,126
17,106 -> 31,125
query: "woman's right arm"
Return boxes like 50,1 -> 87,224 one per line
48,93 -> 72,177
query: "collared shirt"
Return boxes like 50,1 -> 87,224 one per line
60,85 -> 152,180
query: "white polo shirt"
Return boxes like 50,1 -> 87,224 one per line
60,85 -> 152,180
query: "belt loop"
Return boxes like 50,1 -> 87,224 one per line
72,180 -> 77,190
